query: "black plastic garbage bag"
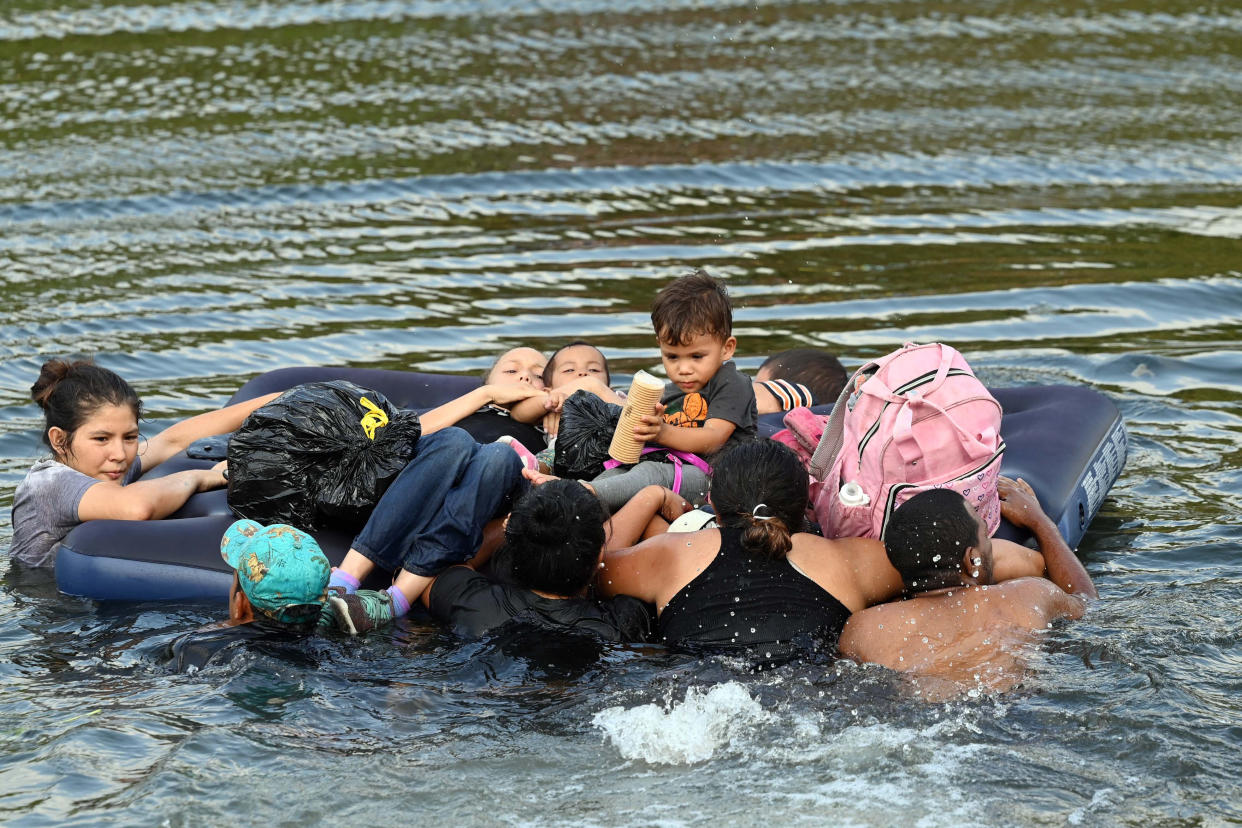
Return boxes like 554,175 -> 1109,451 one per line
227,380 -> 422,530
553,390 -> 623,480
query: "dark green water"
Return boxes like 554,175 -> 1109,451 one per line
2,1 -> 1240,824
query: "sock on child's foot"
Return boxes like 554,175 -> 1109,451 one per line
385,585 -> 411,619
328,568 -> 361,594
497,435 -> 540,472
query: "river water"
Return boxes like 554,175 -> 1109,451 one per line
2,0 -> 1240,824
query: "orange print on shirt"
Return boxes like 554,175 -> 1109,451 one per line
663,392 -> 709,428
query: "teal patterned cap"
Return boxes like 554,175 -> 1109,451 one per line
220,519 -> 330,624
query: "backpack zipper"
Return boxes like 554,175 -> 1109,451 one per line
877,442 -> 1007,541
857,368 -> 976,458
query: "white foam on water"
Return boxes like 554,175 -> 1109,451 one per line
592,682 -> 772,765
777,720 -> 990,827
594,682 -> 1001,826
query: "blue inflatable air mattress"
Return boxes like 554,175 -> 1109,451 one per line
55,368 -> 1127,602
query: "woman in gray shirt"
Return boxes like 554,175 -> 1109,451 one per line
10,359 -> 277,569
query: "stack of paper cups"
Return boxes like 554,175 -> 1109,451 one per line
608,370 -> 666,464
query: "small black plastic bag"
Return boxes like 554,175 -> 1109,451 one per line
227,380 -> 422,530
553,390 -> 622,480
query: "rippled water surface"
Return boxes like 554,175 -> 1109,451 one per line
2,0 -> 1241,824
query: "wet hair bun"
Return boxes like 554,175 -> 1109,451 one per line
741,513 -> 793,559
708,441 -> 809,560
30,358 -> 75,409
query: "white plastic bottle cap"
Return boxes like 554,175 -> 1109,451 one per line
839,481 -> 871,508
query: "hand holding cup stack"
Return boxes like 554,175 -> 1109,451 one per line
608,370 -> 666,464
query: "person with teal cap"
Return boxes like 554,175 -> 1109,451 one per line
219,519 -> 332,625
167,519 -> 332,671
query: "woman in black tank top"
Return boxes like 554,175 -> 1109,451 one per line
598,441 -> 907,667
658,524 -> 852,664
657,442 -> 852,664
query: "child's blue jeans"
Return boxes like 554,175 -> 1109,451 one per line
350,427 -> 525,576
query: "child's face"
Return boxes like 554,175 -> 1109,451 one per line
548,344 -> 608,388
487,347 -> 547,389
659,331 -> 736,395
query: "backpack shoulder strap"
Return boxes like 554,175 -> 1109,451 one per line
810,360 -> 874,479
808,342 -> 935,479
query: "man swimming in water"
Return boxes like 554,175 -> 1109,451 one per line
167,519 -> 330,671
837,477 -> 1097,700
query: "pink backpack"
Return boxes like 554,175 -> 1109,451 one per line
808,342 -> 1005,541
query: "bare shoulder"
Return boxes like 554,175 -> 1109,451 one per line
839,598 -> 896,636
659,527 -> 722,572
838,600 -> 904,663
788,534 -> 857,598
648,527 -> 722,605
991,538 -> 1045,581
790,533 -> 900,612
991,577 -> 1088,625
600,527 -> 720,605
790,533 -> 884,571
609,529 -> 688,568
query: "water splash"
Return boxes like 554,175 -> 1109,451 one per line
592,681 -> 770,764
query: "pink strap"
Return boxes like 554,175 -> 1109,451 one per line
602,448 -> 712,496
892,394 -> 996,466
926,343 -> 956,394
862,343 -> 957,405
667,449 -> 712,475
892,396 -> 921,464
